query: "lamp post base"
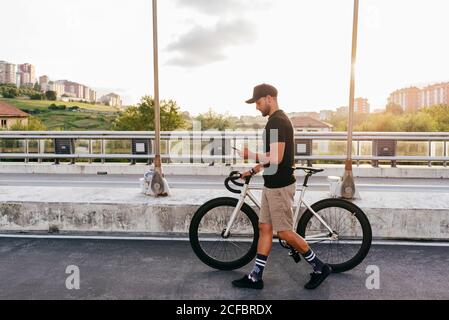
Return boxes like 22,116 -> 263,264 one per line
341,159 -> 356,199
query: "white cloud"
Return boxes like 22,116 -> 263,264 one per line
165,19 -> 257,67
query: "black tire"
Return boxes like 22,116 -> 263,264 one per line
297,198 -> 372,273
189,197 -> 259,270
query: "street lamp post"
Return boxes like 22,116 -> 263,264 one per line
150,0 -> 168,196
152,0 -> 161,174
341,0 -> 359,199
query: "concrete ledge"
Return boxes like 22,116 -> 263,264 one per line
1,163 -> 449,178
1,186 -> 449,240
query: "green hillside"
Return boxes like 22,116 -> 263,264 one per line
0,98 -> 119,130
0,97 -> 119,112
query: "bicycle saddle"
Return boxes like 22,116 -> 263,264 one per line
295,167 -> 324,174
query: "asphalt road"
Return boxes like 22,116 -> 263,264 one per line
0,237 -> 448,300
1,173 -> 449,192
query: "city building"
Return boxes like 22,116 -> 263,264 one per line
0,101 -> 29,129
0,61 -> 17,84
89,89 -> 97,102
319,110 -> 334,121
336,106 -> 348,115
100,93 -> 122,107
49,81 -> 65,98
388,82 -> 449,112
355,97 -> 370,113
420,82 -> 449,108
83,86 -> 90,100
39,75 -> 49,87
63,81 -> 83,99
290,116 -> 333,132
17,63 -> 36,87
388,86 -> 420,112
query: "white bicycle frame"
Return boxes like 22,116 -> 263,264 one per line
223,183 -> 335,243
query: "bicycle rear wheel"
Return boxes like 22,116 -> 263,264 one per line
189,197 -> 259,270
297,198 -> 372,273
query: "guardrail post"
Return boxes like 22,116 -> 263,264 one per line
445,141 -> 447,168
38,139 -> 42,163
101,139 -> 105,164
25,139 -> 29,163
88,139 -> 92,164
428,140 -> 432,167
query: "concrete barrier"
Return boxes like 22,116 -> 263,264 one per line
1,163 -> 449,178
1,186 -> 448,240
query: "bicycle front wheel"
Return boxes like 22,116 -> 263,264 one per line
189,197 -> 259,270
297,198 -> 372,273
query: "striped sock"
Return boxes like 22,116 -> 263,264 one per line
302,249 -> 325,273
248,254 -> 268,282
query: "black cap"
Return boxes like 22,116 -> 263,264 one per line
245,83 -> 278,104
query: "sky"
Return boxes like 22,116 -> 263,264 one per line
2,0 -> 449,116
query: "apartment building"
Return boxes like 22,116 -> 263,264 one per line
89,89 -> 97,102
388,87 -> 421,112
420,82 -> 449,108
39,75 -> 49,86
0,61 -> 16,84
17,63 -> 36,87
100,93 -> 122,107
388,82 -> 449,112
355,97 -> 370,113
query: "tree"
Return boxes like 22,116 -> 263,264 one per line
354,113 -> 398,131
422,105 -> 449,132
386,103 -> 403,115
195,109 -> 236,131
45,90 -> 57,101
9,117 -> 47,131
30,93 -> 44,100
397,113 -> 438,132
1,86 -> 19,98
33,82 -> 41,92
112,96 -> 186,131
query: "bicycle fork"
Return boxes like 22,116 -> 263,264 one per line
222,184 -> 250,238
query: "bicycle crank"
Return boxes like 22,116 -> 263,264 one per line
289,250 -> 301,263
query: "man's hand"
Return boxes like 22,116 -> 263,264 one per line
241,170 -> 253,180
241,167 -> 257,180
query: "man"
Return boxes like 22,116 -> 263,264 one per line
232,83 -> 332,290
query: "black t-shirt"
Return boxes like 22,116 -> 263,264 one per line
262,110 -> 296,188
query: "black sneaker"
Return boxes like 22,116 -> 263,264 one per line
304,264 -> 332,290
232,275 -> 264,290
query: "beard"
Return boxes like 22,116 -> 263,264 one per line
261,106 -> 269,117
260,103 -> 270,117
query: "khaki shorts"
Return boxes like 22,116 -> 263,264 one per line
259,182 -> 296,232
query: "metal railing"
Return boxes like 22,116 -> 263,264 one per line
0,131 -> 448,167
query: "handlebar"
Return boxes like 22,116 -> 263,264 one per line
224,171 -> 251,194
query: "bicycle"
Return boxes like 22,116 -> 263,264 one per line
189,167 -> 372,273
